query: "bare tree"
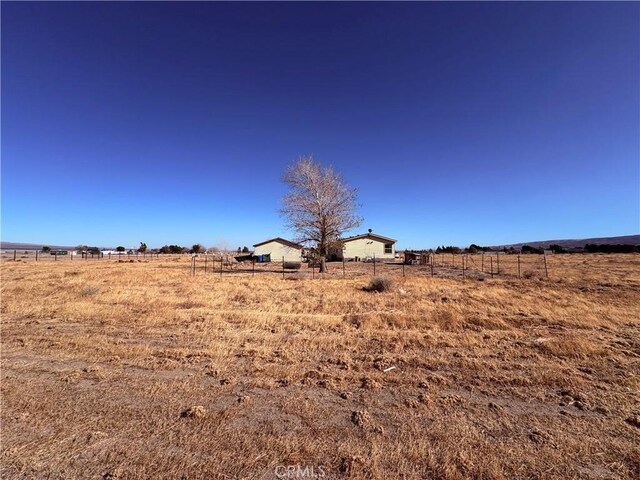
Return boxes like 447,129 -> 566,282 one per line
280,155 -> 362,272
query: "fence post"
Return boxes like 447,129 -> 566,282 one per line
13,250 -> 16,261
282,256 -> 285,280
430,255 -> 434,277
252,258 -> 255,277
544,253 -> 549,279
373,253 -> 376,276
490,256 -> 494,278
517,255 -> 521,279
220,257 -> 223,278
402,261 -> 405,277
342,257 -> 345,278
36,251 -> 38,261
462,255 -> 466,278
55,252 -> 57,261
496,253 -> 500,275
312,261 -> 315,279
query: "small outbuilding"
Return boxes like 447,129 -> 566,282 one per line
253,237 -> 303,263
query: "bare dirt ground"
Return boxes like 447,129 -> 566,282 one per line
1,254 -> 639,479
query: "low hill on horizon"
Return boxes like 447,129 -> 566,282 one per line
491,234 -> 640,250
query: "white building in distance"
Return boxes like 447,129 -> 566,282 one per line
339,233 -> 397,261
253,237 -> 303,263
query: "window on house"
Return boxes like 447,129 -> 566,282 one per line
384,243 -> 393,254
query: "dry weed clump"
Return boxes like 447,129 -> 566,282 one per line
363,276 -> 392,292
180,405 -> 207,419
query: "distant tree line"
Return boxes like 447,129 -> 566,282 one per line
584,243 -> 640,253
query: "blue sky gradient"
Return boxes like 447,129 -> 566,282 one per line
2,2 -> 638,249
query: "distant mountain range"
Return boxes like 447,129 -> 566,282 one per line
491,234 -> 640,250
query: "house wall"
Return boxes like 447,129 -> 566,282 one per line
254,241 -> 302,262
342,238 -> 395,260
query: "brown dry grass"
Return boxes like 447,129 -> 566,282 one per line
1,254 -> 639,479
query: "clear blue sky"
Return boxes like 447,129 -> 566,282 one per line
2,2 -> 638,249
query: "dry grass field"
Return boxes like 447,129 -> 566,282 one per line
1,254 -> 639,479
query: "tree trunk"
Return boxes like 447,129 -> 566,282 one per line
319,238 -> 328,273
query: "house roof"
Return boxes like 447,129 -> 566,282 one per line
253,237 -> 303,249
341,233 -> 397,244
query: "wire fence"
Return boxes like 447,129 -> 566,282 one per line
1,249 -> 552,280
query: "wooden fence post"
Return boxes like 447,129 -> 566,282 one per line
13,250 -> 16,261
490,256 -> 494,278
36,251 -> 38,261
402,261 -> 405,277
430,255 -> 434,277
312,261 -> 315,279
462,255 -> 466,278
496,253 -> 500,275
517,255 -> 521,279
544,253 -> 549,279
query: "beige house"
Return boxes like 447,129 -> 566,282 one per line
339,233 -> 397,261
253,237 -> 303,262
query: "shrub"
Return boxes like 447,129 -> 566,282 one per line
364,276 -> 392,292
